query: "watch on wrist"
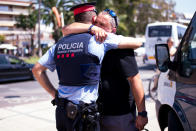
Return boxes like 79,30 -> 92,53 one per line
138,111 -> 147,117
88,24 -> 94,33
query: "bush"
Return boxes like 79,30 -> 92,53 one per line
0,35 -> 5,43
42,47 -> 50,55
23,56 -> 40,64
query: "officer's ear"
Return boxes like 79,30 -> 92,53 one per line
92,16 -> 97,24
112,27 -> 116,33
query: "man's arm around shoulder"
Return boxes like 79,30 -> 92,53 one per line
118,36 -> 142,49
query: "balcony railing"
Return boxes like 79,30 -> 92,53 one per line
0,1 -> 31,7
0,21 -> 16,27
0,30 -> 32,35
0,10 -> 29,16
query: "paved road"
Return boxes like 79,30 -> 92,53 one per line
0,56 -> 155,108
0,56 -> 161,130
0,71 -> 58,107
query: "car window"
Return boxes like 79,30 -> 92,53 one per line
178,13 -> 196,81
177,26 -> 186,40
181,17 -> 196,65
0,55 -> 8,64
189,33 -> 196,62
8,56 -> 23,65
148,25 -> 172,37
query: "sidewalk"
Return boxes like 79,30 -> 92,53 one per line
0,98 -> 161,131
0,101 -> 56,131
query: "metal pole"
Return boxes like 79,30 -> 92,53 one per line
61,12 -> 64,27
38,0 -> 42,56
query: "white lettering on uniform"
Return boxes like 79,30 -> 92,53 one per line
58,42 -> 84,50
79,42 -> 83,48
72,43 -> 77,49
58,44 -> 62,50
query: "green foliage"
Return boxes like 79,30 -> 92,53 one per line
15,0 -> 176,40
94,0 -> 176,36
136,0 -> 176,34
23,56 -> 40,64
117,22 -> 129,36
0,35 -> 5,43
16,10 -> 38,30
40,0 -> 76,42
41,46 -> 50,55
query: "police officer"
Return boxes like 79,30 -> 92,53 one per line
33,3 -> 100,131
32,2 -> 141,131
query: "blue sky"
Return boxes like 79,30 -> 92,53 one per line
174,0 -> 196,15
19,0 -> 195,15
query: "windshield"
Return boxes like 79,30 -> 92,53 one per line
148,25 -> 172,37
181,13 -> 196,64
188,27 -> 196,62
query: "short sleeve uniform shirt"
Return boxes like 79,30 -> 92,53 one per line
38,33 -> 124,104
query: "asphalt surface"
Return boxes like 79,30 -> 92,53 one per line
0,56 -> 161,131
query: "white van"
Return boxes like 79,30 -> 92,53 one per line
143,22 -> 187,65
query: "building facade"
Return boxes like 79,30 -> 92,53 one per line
0,0 -> 33,55
0,0 -> 55,56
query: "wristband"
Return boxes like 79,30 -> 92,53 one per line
138,111 -> 147,117
88,24 -> 94,32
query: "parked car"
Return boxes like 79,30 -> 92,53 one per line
154,12 -> 196,131
0,54 -> 34,82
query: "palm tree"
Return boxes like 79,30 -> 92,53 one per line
40,0 -> 76,42
41,0 -> 106,42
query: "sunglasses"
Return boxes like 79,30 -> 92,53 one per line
93,9 -> 97,14
104,9 -> 118,27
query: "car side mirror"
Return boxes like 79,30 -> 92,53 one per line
155,44 -> 170,72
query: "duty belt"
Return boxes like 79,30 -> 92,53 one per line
51,96 -> 100,131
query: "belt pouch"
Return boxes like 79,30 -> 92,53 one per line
66,102 -> 78,120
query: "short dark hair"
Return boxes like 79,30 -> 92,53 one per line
74,11 -> 96,23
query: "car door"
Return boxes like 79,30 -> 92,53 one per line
0,55 -> 13,82
7,55 -> 30,79
171,12 -> 196,131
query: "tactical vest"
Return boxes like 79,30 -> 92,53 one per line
54,33 -> 100,86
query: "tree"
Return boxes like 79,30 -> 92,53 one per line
105,0 -> 141,36
16,0 -> 96,56
136,0 -> 154,35
94,0 -> 176,36
16,10 -> 38,56
136,0 -> 176,35
40,0 -> 77,43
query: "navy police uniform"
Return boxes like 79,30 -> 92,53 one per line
54,33 -> 100,86
53,2 -> 100,131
